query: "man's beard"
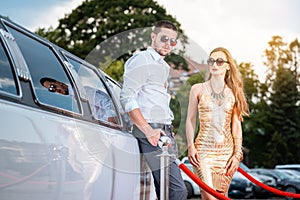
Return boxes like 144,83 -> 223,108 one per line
153,47 -> 169,57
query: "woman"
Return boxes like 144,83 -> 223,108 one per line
185,47 -> 249,199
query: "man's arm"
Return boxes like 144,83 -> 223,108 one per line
128,108 -> 165,146
120,55 -> 165,146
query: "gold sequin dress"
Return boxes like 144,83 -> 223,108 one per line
193,82 -> 235,193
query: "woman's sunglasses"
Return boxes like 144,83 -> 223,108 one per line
207,58 -> 229,66
160,35 -> 177,46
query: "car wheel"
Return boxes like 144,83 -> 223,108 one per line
184,181 -> 194,199
285,186 -> 297,200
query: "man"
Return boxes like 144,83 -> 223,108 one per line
120,20 -> 187,200
40,77 -> 69,95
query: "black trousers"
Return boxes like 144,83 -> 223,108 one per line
132,124 -> 187,200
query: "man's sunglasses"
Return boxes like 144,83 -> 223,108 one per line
160,35 -> 177,46
48,83 -> 57,92
207,58 -> 229,66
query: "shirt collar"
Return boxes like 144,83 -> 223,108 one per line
147,47 -> 163,62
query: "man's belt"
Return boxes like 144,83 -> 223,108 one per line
148,123 -> 173,132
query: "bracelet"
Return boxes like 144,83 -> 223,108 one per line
234,149 -> 243,154
233,137 -> 243,140
233,150 -> 243,162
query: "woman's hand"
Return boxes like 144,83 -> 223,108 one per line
188,145 -> 200,167
226,156 -> 239,176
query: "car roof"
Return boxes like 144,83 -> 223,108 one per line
275,164 -> 300,169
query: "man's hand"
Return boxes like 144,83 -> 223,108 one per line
145,128 -> 166,146
127,109 -> 166,146
141,125 -> 166,146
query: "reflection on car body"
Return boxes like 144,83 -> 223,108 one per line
0,15 -> 155,200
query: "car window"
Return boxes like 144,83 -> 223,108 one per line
239,162 -> 250,172
6,26 -> 80,113
104,76 -> 130,126
65,55 -> 120,125
0,38 -> 18,96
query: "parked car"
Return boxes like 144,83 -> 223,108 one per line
251,168 -> 300,199
251,168 -> 289,190
0,15 -> 155,200
239,163 -> 277,198
228,171 -> 255,199
181,156 -> 190,164
272,169 -> 300,197
180,163 -> 201,199
275,164 -> 300,172
275,168 -> 300,179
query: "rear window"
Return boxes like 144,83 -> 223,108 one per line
6,25 -> 81,113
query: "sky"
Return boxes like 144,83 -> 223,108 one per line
1,0 -> 300,81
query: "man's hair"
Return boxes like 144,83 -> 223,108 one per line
40,77 -> 57,85
153,20 -> 177,34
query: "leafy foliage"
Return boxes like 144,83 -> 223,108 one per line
251,36 -> 300,167
36,0 -> 188,67
171,71 -> 206,158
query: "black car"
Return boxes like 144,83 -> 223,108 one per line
276,169 -> 300,179
239,163 -> 277,198
251,168 -> 300,199
229,171 -> 254,199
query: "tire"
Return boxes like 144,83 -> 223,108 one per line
285,186 -> 297,200
184,181 -> 194,199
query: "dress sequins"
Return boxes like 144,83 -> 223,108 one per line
193,82 -> 235,193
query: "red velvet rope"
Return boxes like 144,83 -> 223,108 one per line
177,159 -> 300,199
237,167 -> 300,198
177,160 -> 230,200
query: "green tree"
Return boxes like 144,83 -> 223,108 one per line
171,71 -> 206,158
238,62 -> 263,166
264,132 -> 291,166
266,66 -> 299,165
165,52 -> 189,71
36,0 -> 188,68
102,58 -> 125,82
261,36 -> 300,166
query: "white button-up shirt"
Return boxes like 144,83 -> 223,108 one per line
120,47 -> 174,124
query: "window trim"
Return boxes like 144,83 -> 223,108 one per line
0,28 -> 22,99
0,19 -> 32,82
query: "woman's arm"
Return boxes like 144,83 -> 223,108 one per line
186,84 -> 201,167
226,106 -> 243,175
231,107 -> 243,161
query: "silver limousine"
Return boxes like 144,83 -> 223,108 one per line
0,15 -> 155,200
